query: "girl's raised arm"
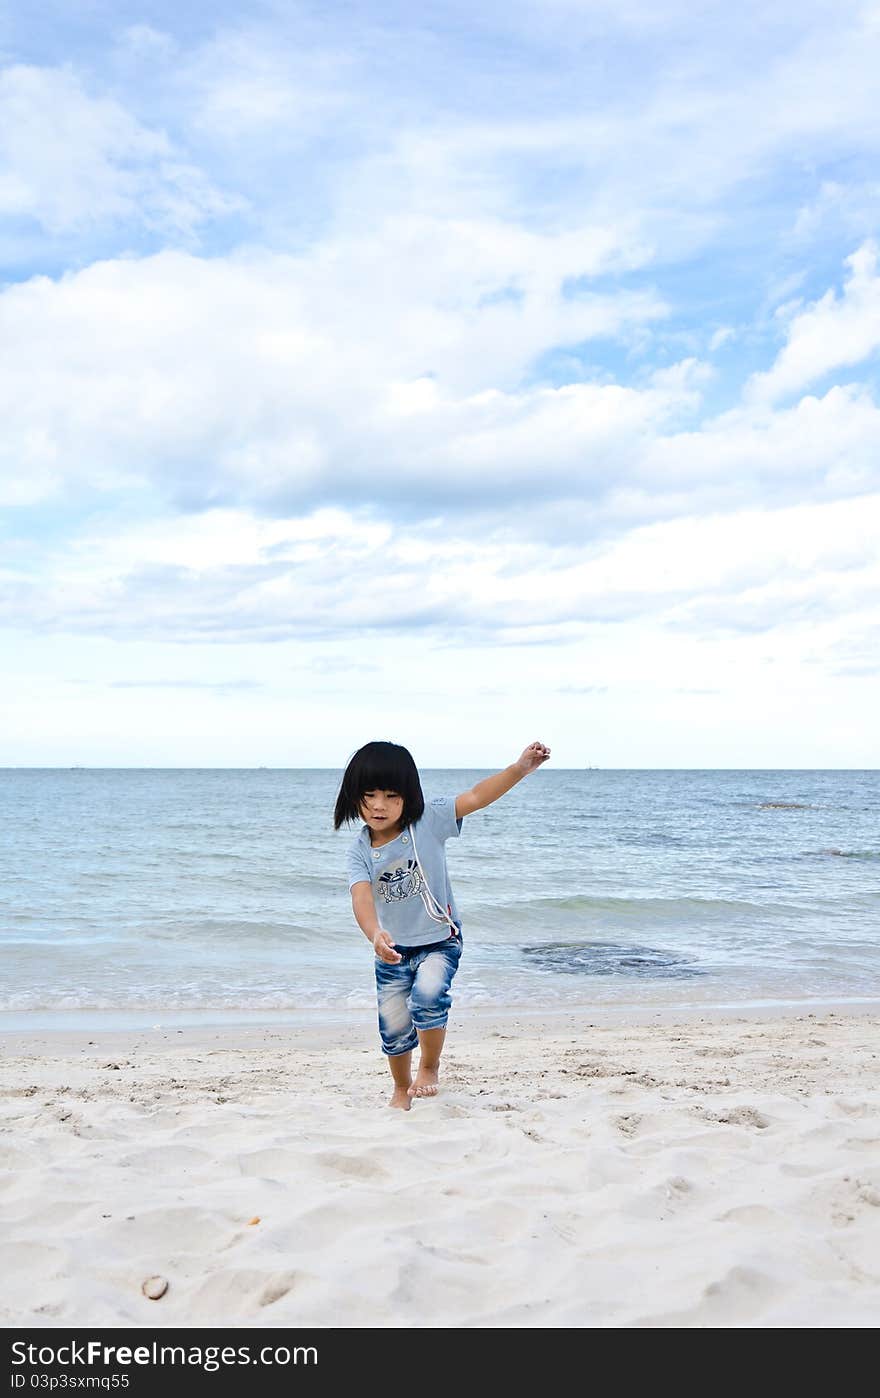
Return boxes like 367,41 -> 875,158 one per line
455,741 -> 550,819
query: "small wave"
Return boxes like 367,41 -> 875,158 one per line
756,802 -> 815,810
477,893 -> 784,921
0,986 -> 362,1012
131,918 -> 318,943
616,832 -> 687,847
0,936 -> 124,948
815,849 -> 880,860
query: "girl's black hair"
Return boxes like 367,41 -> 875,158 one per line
333,741 -> 425,830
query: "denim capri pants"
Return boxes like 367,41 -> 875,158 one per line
375,928 -> 463,1056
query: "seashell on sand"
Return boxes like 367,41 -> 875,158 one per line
142,1275 -> 168,1300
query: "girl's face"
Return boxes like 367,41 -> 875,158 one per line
360,789 -> 404,838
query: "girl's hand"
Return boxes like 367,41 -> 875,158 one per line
516,741 -> 551,775
373,929 -> 402,964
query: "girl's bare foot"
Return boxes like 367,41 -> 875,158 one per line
407,1067 -> 439,1098
389,1087 -> 412,1110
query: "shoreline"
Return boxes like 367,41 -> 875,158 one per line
3,996 -> 880,1057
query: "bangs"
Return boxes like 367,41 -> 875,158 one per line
352,749 -> 411,796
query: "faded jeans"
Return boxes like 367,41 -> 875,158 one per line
374,928 -> 463,1056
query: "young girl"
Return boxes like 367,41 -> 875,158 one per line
334,739 -> 551,1109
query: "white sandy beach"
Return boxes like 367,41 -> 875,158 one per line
1,1007 -> 878,1329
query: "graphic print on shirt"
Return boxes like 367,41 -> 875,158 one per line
377,859 -> 425,903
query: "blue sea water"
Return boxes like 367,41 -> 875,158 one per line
1,768 -> 878,1029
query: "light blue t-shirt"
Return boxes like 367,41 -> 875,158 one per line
346,794 -> 463,948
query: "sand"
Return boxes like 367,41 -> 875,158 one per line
1,1006 -> 879,1329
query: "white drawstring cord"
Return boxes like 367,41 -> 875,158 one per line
407,822 -> 459,934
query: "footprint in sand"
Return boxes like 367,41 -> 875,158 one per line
189,1268 -> 306,1317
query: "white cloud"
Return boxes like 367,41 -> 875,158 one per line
117,26 -> 177,59
648,358 -> 714,393
3,243 -> 880,553
748,241 -> 880,404
184,27 -> 353,141
323,2 -> 880,268
5,491 -> 879,652
792,180 -> 880,242
0,239 -> 668,511
642,383 -> 880,505
0,63 -> 237,235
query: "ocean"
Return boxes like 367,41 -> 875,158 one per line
1,768 -> 878,1029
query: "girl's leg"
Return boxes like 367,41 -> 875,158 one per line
410,1028 -> 445,1098
408,936 -> 462,1098
387,1049 -> 414,1111
375,954 -> 418,1110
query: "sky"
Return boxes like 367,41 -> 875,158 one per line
1,0 -> 879,768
